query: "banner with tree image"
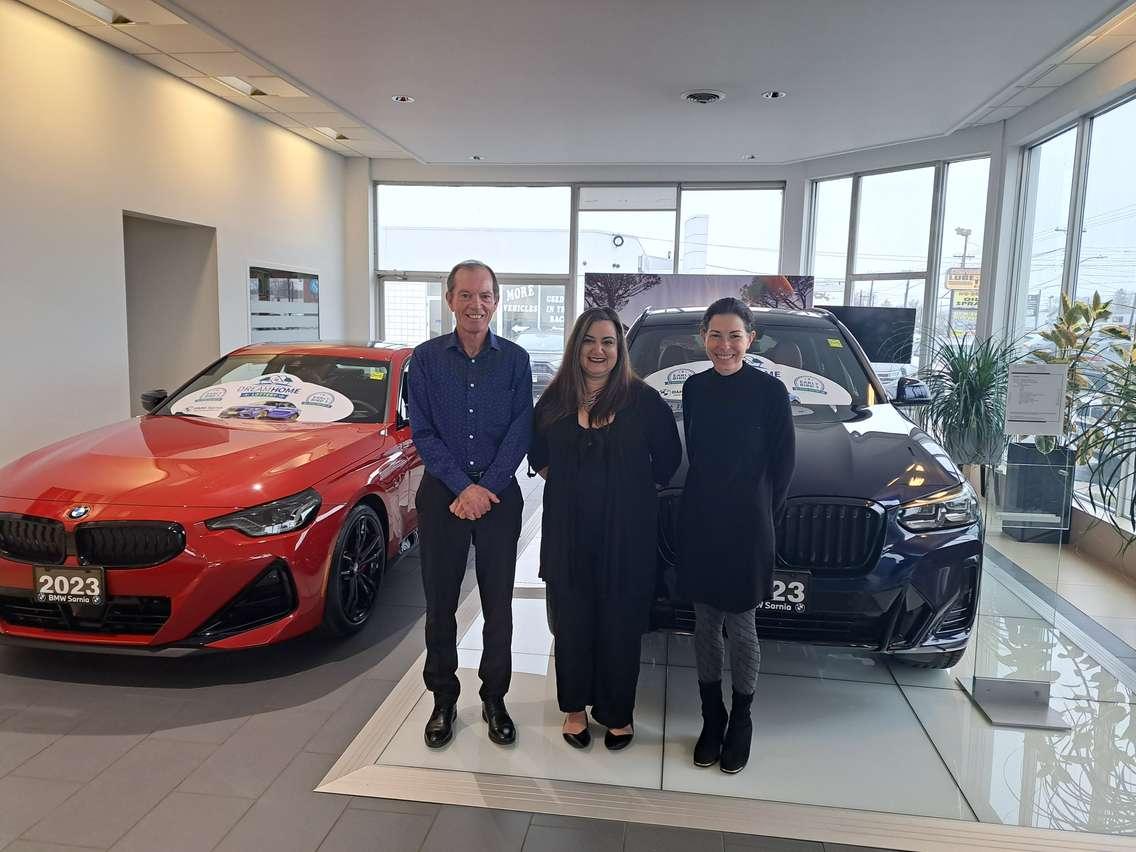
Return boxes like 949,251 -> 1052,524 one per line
584,273 -> 813,324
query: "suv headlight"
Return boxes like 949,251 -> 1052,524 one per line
898,484 -> 979,532
206,489 -> 322,537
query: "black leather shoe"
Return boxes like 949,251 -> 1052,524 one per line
424,701 -> 456,749
482,698 -> 516,745
604,726 -> 634,751
562,713 -> 591,749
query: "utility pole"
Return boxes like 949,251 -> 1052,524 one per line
954,227 -> 972,268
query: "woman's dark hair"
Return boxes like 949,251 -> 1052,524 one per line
538,307 -> 637,428
699,297 -> 754,334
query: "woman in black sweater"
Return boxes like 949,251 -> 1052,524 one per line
529,307 -> 681,751
679,298 -> 796,774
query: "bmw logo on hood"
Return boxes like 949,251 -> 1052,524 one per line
67,506 -> 90,520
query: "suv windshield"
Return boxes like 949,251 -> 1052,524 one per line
630,319 -> 879,417
156,354 -> 391,424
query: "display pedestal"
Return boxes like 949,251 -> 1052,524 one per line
960,676 -> 1070,731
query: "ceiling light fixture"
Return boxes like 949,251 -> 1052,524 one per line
62,0 -> 131,24
469,154 -> 484,161
391,95 -> 415,103
314,126 -> 349,141
742,154 -> 758,160
681,89 -> 726,105
761,90 -> 787,100
216,76 -> 266,97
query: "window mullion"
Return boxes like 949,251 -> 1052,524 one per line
845,176 -> 861,305
1062,117 -> 1093,303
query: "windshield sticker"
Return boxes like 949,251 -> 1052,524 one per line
791,405 -> 814,417
170,373 -> 356,423
827,338 -> 844,348
367,367 -> 387,381
644,356 -> 854,407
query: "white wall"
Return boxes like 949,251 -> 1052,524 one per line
0,0 -> 346,464
123,215 -> 219,415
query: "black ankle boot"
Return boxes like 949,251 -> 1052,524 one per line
719,690 -> 753,774
693,680 -> 728,767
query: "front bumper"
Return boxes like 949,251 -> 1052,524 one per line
0,497 -> 341,651
653,505 -> 983,655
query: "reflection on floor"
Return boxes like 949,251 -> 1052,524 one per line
325,530 -> 1136,843
987,528 -> 1136,659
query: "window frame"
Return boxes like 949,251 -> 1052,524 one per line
373,180 -> 787,342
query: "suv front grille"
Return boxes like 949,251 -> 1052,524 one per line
755,611 -> 884,647
777,500 -> 884,573
0,594 -> 171,635
76,523 -> 185,568
0,515 -> 66,565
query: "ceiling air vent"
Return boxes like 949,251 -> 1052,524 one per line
681,90 -> 725,105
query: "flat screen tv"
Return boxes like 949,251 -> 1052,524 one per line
825,306 -> 916,364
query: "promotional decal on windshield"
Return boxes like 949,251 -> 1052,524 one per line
644,356 -> 853,409
170,373 -> 355,423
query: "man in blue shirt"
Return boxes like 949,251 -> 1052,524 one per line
408,259 -> 533,749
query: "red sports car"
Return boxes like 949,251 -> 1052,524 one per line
0,343 -> 422,653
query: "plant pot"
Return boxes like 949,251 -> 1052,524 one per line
1000,442 -> 1074,544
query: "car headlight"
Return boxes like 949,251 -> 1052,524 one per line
897,484 -> 979,532
206,489 -> 322,537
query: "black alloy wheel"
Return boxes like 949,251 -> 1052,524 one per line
322,504 -> 386,636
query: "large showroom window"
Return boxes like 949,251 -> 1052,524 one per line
1013,128 -> 1078,336
934,157 -> 991,340
809,177 -> 852,306
1010,94 -> 1136,522
575,184 -> 784,313
809,160 -> 993,384
375,185 -> 571,375
676,187 -> 783,274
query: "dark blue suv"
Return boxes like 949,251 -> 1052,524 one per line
628,307 -> 982,669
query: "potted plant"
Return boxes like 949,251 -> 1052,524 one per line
920,333 -> 1018,495
1006,292 -> 1133,543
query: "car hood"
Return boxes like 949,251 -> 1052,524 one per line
0,415 -> 385,509
670,404 -> 961,507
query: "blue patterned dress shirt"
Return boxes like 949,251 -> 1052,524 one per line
407,329 -> 534,497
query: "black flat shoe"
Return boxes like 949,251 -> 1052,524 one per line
482,698 -> 516,745
562,713 -> 591,749
424,701 -> 456,749
604,727 -> 634,751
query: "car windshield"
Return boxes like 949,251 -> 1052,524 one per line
513,332 -> 565,354
630,319 -> 880,420
155,354 -> 391,424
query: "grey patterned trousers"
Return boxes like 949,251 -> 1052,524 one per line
693,603 -> 760,695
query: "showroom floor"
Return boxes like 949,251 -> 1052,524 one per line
1,474 -> 1134,850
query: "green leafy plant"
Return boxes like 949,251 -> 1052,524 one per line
921,333 -> 1018,470
1028,292 -> 1131,459
1029,292 -> 1135,551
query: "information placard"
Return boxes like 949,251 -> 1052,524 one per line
1004,363 -> 1069,437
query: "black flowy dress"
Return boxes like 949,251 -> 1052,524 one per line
529,381 -> 681,728
678,365 -> 796,613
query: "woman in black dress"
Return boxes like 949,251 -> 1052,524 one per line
529,307 -> 681,751
679,298 -> 796,774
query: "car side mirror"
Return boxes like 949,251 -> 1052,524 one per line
140,389 -> 168,412
893,376 -> 930,406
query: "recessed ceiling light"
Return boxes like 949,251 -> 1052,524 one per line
216,76 -> 266,97
761,90 -> 787,100
469,154 -> 484,161
62,0 -> 130,24
314,126 -> 349,141
391,95 -> 415,103
742,154 -> 759,160
681,89 -> 726,105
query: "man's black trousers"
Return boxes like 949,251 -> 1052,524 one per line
416,472 -> 523,704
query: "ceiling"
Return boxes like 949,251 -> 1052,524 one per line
24,0 -> 1136,163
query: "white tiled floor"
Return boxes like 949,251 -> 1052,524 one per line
335,524 -> 1136,841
